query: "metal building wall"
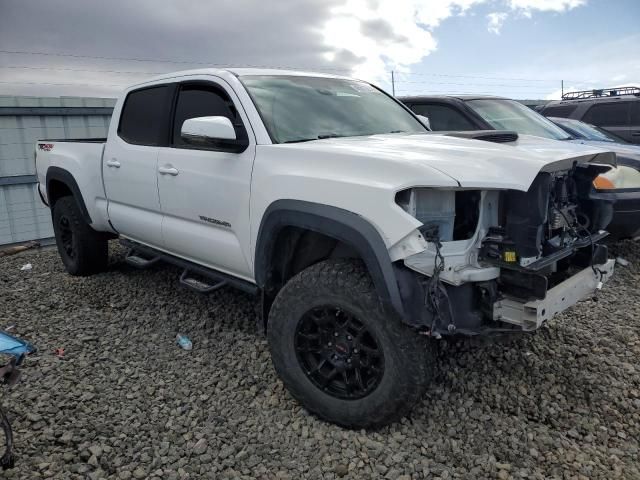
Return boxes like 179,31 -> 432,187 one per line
0,95 -> 115,246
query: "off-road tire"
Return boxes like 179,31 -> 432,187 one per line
52,196 -> 108,276
267,258 -> 435,429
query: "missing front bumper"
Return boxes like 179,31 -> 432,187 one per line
493,259 -> 615,331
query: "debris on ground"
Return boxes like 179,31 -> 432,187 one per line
0,242 -> 39,258
175,334 -> 192,351
616,256 -> 631,267
19,264 -> 32,271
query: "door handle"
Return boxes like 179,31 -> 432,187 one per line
106,159 -> 121,168
158,165 -> 179,176
632,132 -> 640,136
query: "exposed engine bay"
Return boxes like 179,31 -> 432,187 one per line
396,161 -> 616,336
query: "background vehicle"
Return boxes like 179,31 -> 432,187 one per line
35,70 -> 615,428
547,117 -> 640,238
539,87 -> 640,144
401,95 -> 640,239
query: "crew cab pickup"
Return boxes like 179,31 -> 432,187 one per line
36,69 -> 616,428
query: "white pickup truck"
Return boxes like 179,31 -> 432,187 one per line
35,68 -> 616,428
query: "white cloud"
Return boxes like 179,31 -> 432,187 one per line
487,12 -> 508,34
322,0 -> 588,85
508,0 -> 586,14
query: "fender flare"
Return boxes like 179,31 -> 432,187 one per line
254,200 -> 405,318
45,166 -> 92,224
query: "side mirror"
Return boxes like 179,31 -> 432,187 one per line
181,116 -> 237,143
416,114 -> 431,130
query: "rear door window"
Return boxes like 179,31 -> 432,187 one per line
411,103 -> 476,131
118,86 -> 172,145
583,102 -> 631,127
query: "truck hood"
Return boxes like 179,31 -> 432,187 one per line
279,132 -> 616,191
568,139 -> 640,163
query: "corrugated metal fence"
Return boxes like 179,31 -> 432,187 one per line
0,95 -> 115,246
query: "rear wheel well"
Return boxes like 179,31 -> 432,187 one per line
260,227 -> 361,326
47,179 -> 73,208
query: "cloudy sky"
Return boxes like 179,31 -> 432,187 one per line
0,0 -> 638,100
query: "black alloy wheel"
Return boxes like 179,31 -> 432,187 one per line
295,306 -> 384,400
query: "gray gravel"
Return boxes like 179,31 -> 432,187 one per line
0,241 -> 638,479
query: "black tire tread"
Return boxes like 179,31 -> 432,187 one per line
267,258 -> 434,429
52,196 -> 108,276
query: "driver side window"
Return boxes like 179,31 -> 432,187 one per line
171,83 -> 248,149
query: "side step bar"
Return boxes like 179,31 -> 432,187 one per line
120,239 -> 257,296
179,269 -> 227,293
125,251 -> 161,269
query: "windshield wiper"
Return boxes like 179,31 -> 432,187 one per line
283,133 -> 346,143
283,138 -> 319,144
317,133 -> 345,139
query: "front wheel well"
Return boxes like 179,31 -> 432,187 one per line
259,227 -> 361,327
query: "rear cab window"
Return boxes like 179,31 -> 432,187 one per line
118,86 -> 173,145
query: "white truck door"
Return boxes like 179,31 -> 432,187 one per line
157,80 -> 256,280
103,85 -> 173,247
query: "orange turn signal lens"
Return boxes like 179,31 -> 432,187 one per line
593,175 -> 615,190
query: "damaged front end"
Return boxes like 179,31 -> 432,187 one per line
394,160 -> 616,336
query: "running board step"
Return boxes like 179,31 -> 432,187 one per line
179,269 -> 227,294
125,252 -> 161,269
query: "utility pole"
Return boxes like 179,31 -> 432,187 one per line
391,71 -> 395,97
561,79 -> 564,98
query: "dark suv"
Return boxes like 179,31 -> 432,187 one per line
539,87 -> 640,144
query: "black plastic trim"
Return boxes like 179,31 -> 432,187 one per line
255,200 -> 405,318
37,182 -> 48,206
45,166 -> 92,223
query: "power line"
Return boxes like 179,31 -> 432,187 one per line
394,79 -> 562,89
0,49 -> 590,85
0,80 -> 126,87
396,70 -> 589,84
0,49 -> 352,73
0,65 -> 164,76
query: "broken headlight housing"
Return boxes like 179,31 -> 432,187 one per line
395,188 -> 481,242
593,165 -> 640,190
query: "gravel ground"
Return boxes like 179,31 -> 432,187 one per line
0,241 -> 638,480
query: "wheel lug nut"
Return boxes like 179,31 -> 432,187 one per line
334,332 -> 339,337
347,359 -> 352,364
347,335 -> 352,341
353,348 -> 359,353
327,342 -> 332,347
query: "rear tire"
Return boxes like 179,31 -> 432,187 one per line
52,196 -> 108,276
267,258 -> 435,429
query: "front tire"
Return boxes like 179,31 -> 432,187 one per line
52,196 -> 108,276
267,259 -> 435,428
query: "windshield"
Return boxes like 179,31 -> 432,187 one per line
240,75 -> 426,143
466,98 -> 572,140
551,117 -> 626,143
